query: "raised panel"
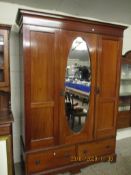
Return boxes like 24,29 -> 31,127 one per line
100,39 -> 118,97
96,101 -> 115,130
31,31 -> 55,103
24,26 -> 59,150
31,108 -> 54,140
97,101 -> 115,137
0,95 -> 10,113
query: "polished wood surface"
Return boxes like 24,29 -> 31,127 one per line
27,145 -> 76,174
0,93 -> 10,113
16,9 -> 126,175
95,36 -> 122,139
16,9 -> 126,37
0,111 -> 13,124
0,112 -> 13,136
22,25 -> 59,150
78,138 -> 115,157
30,28 -> 57,149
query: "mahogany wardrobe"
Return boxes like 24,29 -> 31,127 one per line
16,9 -> 126,175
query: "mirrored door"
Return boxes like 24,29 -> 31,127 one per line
59,31 -> 97,144
65,37 -> 91,132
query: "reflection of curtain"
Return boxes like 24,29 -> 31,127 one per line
0,140 -> 8,175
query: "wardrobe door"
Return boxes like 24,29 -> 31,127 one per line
23,25 -> 59,150
59,30 -> 97,144
95,35 -> 122,139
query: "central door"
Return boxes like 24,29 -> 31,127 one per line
58,30 -> 97,144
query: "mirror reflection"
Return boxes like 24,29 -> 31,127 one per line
65,37 -> 91,132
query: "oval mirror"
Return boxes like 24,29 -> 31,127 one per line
65,37 -> 91,132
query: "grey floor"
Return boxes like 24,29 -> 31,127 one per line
15,163 -> 24,175
15,137 -> 131,175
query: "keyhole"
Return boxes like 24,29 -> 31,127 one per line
35,160 -> 41,165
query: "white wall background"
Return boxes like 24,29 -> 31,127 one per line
0,2 -> 131,163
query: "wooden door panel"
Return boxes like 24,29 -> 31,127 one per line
100,39 -> 118,97
31,31 -> 54,102
30,107 -> 55,149
97,101 -> 115,129
24,26 -> 59,150
95,36 -> 122,139
96,100 -> 116,138
31,108 -> 54,140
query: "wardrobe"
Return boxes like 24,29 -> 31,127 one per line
16,9 -> 126,175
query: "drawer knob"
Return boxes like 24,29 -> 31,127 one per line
35,160 -> 41,165
53,152 -> 56,156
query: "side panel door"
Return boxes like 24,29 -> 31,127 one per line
23,25 -> 59,150
95,35 -> 122,139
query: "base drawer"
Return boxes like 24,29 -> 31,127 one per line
78,138 -> 115,159
27,145 -> 76,174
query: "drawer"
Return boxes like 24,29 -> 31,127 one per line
27,145 -> 76,174
78,139 -> 115,158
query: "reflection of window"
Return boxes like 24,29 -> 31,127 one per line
72,37 -> 87,51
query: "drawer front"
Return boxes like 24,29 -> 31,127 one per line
78,139 -> 115,158
27,145 -> 76,173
